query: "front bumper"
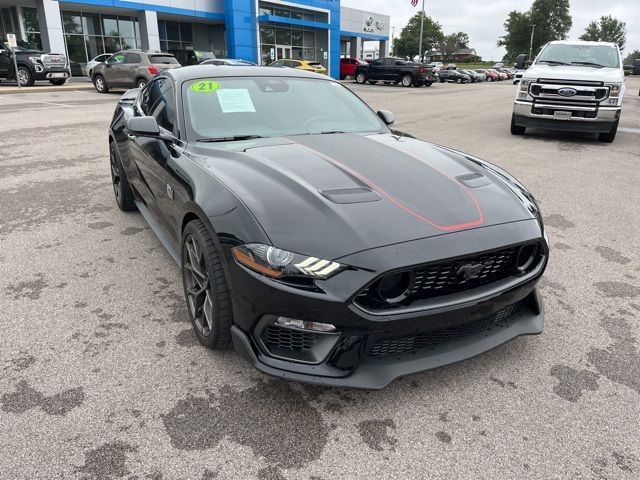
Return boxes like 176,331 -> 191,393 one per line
226,220 -> 548,389
33,67 -> 70,81
513,100 -> 620,133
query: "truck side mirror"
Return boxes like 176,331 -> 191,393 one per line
377,110 -> 395,126
514,54 -> 526,69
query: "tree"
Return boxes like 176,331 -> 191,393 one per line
393,12 -> 444,59
623,50 -> 639,65
579,15 -> 626,50
497,0 -> 572,62
438,32 -> 469,56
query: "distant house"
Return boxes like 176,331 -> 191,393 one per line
423,50 -> 444,62
452,48 -> 477,61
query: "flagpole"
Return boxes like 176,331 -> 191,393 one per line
417,0 -> 425,62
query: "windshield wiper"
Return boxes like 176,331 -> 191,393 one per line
571,61 -> 606,68
538,60 -> 570,65
196,135 -> 265,142
316,130 -> 345,135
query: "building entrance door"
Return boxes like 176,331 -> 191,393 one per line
275,45 -> 291,60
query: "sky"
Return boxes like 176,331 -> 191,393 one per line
341,0 -> 640,61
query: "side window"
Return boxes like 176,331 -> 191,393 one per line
371,60 -> 382,66
140,78 -> 164,116
108,53 -> 125,64
140,79 -> 176,133
124,53 -> 141,64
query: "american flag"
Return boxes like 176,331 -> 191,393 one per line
411,0 -> 418,6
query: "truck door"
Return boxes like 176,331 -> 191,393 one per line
368,58 -> 384,80
0,43 -> 11,77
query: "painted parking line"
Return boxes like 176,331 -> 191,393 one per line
0,96 -> 74,108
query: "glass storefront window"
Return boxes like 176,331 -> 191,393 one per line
65,34 -> 86,75
118,18 -> 135,38
292,47 -> 303,59
120,37 -> 137,50
22,7 -> 39,33
102,16 -> 119,37
303,31 -> 315,48
272,7 -> 289,18
27,33 -> 42,50
261,44 -> 274,64
62,12 -> 82,34
291,29 -> 303,46
275,28 -> 290,45
103,37 -> 121,53
82,13 -> 102,36
166,22 -> 179,41
180,23 -> 192,42
85,36 -> 104,60
260,26 -> 274,45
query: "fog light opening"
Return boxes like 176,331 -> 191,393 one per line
377,271 -> 414,304
516,243 -> 539,272
275,317 -> 337,332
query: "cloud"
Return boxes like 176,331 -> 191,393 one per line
342,0 -> 640,59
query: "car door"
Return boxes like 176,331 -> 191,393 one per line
123,52 -> 141,87
127,78 -> 174,220
103,52 -> 126,85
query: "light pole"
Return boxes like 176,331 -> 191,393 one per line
417,0 -> 425,62
529,24 -> 536,61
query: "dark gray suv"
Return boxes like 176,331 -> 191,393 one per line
91,50 -> 180,93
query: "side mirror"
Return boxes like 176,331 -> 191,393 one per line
524,60 -> 532,68
377,110 -> 395,126
514,53 -> 526,69
0,48 -> 8,56
126,116 -> 172,141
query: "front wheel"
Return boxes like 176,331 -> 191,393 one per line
401,74 -> 413,87
355,72 -> 366,84
598,119 -> 619,143
17,66 -> 34,87
424,82 -> 433,87
456,78 -> 463,84
49,78 -> 67,86
109,141 -> 136,211
510,114 -> 526,135
182,220 -> 233,349
93,74 -> 109,93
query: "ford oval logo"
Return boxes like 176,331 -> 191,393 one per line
558,88 -> 577,97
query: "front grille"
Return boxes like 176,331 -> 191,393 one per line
529,82 -> 608,103
41,54 -> 67,69
355,245 -> 542,311
366,301 -> 522,358
263,325 -> 317,352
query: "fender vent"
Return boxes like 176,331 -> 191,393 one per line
456,172 -> 491,188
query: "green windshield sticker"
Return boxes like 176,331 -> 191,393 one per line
190,80 -> 220,92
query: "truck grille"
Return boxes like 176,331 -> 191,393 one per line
41,54 -> 67,69
529,79 -> 609,103
354,243 -> 543,311
365,301 -> 522,358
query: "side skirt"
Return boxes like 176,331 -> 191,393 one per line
135,200 -> 181,266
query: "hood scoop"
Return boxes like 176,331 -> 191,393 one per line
456,172 -> 492,188
320,187 -> 382,204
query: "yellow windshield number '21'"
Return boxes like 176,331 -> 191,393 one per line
190,80 -> 221,92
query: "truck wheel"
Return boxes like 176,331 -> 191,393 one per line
136,78 -> 147,89
182,219 -> 233,349
355,72 -> 366,84
510,114 -> 526,135
368,80 -> 378,85
17,66 -> 34,87
93,74 -> 109,93
598,120 -> 619,143
49,78 -> 67,86
401,74 -> 413,87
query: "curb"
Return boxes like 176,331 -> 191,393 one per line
0,83 -> 95,95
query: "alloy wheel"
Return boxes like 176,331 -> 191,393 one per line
95,77 -> 104,91
183,236 -> 214,337
17,69 -> 29,86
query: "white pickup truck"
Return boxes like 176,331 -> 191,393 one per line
511,40 -> 625,143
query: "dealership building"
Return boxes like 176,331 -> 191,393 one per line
0,0 -> 390,78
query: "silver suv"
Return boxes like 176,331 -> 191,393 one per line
91,50 -> 180,93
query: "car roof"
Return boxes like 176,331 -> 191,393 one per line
548,40 -> 617,47
165,65 -> 334,83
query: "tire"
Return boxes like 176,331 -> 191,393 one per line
439,78 -> 445,83
368,80 -> 378,85
109,141 -> 136,211
487,77 -> 493,82
182,219 -> 233,349
339,75 -> 345,80
136,78 -> 147,89
93,74 -> 109,93
49,78 -> 66,86
17,66 -> 34,87
598,119 -> 619,143
510,114 -> 526,135
424,82 -> 432,87
456,78 -> 463,84
355,72 -> 366,84
401,74 -> 413,87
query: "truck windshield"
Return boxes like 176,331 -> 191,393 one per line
536,44 -> 619,68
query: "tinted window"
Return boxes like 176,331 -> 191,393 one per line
124,53 -> 141,64
149,54 -> 179,65
140,78 -> 175,132
108,53 -> 125,64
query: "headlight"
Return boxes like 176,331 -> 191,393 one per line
517,79 -> 532,101
602,83 -> 622,106
232,244 -> 345,279
28,56 -> 42,64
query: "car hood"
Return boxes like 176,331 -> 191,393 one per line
192,133 -> 538,260
524,64 -> 623,83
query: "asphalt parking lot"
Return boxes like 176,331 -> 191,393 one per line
1,78 -> 639,480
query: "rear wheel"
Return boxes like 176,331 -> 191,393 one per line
355,72 -> 366,84
401,74 -> 413,87
110,141 -> 136,211
17,66 -> 34,87
510,114 -> 526,135
424,82 -> 432,87
439,77 -> 445,83
136,78 -> 147,89
598,119 -> 619,143
182,220 -> 233,349
93,74 -> 109,93
456,78 -> 463,84
49,78 -> 66,86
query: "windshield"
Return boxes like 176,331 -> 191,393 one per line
183,77 -> 388,141
536,43 -> 619,68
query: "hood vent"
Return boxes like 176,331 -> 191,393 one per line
320,187 -> 382,204
456,172 -> 491,188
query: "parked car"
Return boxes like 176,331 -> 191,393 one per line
489,68 -> 508,80
269,59 -> 326,74
460,69 -> 484,82
202,58 -> 257,66
86,53 -> 112,77
511,40 -> 625,142
495,67 -> 514,79
340,57 -> 368,79
513,68 -> 526,84
167,49 -> 217,66
438,69 -> 470,83
428,61 -> 444,70
0,39 -> 69,86
91,50 -> 180,93
354,57 -> 436,87
109,66 -> 548,389
475,69 -> 499,82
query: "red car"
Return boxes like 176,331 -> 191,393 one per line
489,69 -> 508,80
475,69 -> 500,82
340,57 -> 368,80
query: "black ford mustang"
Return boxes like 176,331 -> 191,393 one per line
108,66 -> 548,389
